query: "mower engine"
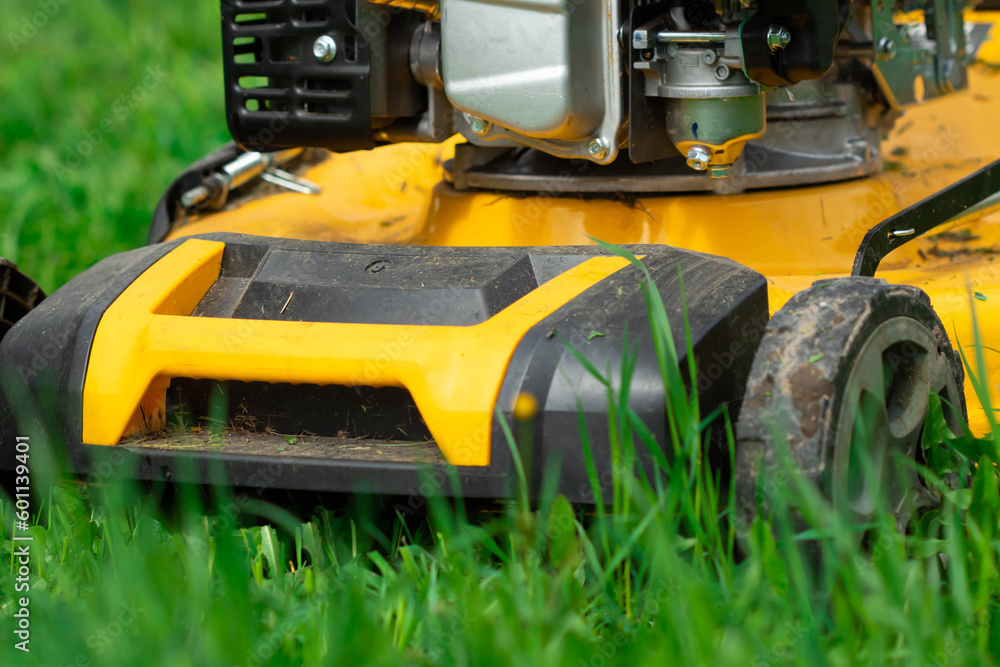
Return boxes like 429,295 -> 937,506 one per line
223,0 -> 980,190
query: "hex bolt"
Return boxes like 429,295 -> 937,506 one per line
588,137 -> 610,160
714,64 -> 731,80
686,145 -> 712,171
313,35 -> 337,62
469,116 -> 492,135
876,37 -> 897,61
766,24 -> 791,52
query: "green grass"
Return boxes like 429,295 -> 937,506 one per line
4,254 -> 1000,665
0,0 -> 230,292
5,2 -> 1000,665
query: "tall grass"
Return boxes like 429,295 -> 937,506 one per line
4,247 -> 1000,665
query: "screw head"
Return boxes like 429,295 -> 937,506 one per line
876,37 -> 897,61
686,145 -> 712,171
588,137 -> 609,159
469,116 -> 492,135
714,64 -> 731,80
365,259 -> 391,274
702,50 -> 717,65
766,25 -> 791,52
313,35 -> 337,62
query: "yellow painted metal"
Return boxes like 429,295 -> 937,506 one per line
163,18 -> 1000,435
82,239 -> 630,465
976,12 -> 1000,62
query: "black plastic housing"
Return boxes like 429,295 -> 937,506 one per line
0,233 -> 768,503
221,0 -> 374,152
740,0 -> 846,87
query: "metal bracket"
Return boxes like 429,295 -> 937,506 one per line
179,148 -> 321,212
852,157 -> 1000,277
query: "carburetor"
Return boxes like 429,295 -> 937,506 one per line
631,3 -> 805,178
221,0 -> 978,183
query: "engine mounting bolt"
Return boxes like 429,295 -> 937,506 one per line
876,37 -> 897,61
469,116 -> 492,135
708,163 -> 733,179
686,145 -> 712,171
766,24 -> 791,52
588,137 -> 610,159
312,35 -> 338,62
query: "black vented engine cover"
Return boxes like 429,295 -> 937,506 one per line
221,0 -> 373,152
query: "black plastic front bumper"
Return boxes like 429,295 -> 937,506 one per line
0,233 -> 767,502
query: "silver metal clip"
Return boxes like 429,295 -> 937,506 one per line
180,148 -> 322,212
260,168 -> 322,195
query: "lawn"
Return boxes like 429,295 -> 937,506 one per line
4,1 -> 1000,666
0,0 -> 229,292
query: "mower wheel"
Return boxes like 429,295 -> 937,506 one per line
0,258 -> 44,343
733,278 -> 966,541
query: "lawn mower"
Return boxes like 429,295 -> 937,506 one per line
4,1 -> 1000,531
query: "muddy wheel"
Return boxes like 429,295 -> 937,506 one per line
734,278 -> 966,542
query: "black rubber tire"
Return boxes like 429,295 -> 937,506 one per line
734,277 -> 966,537
0,259 -> 44,496
0,258 -> 44,343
